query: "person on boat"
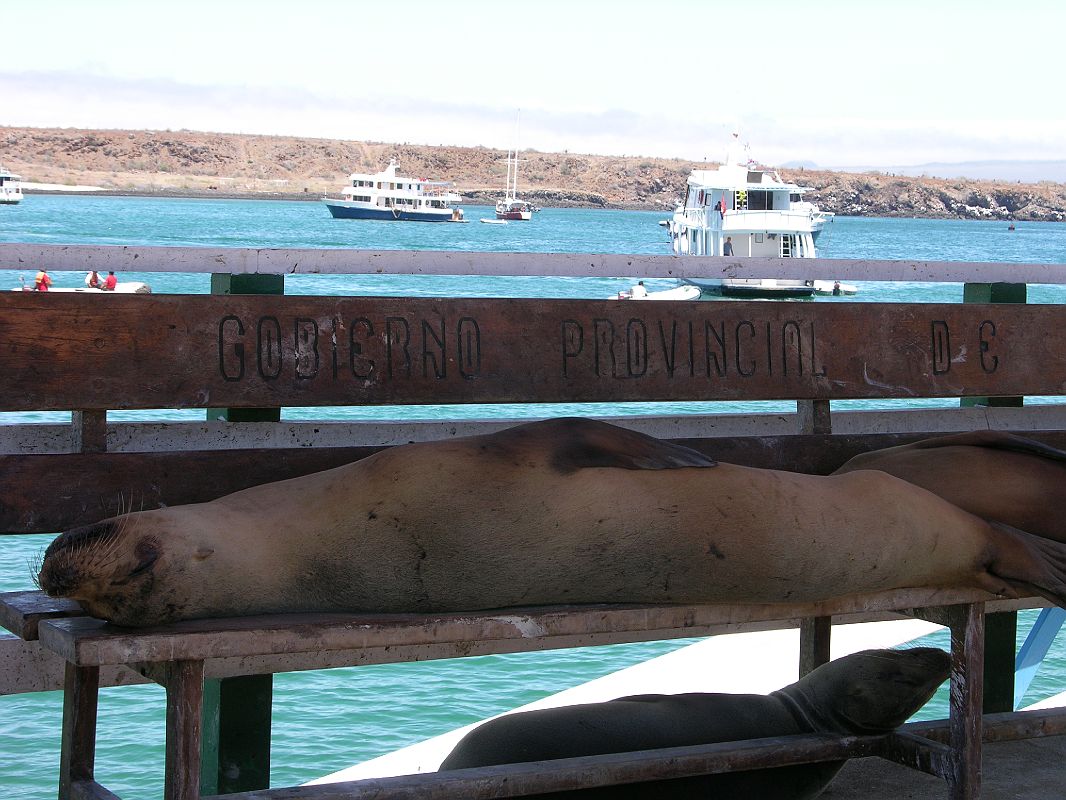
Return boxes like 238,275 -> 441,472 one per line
833,280 -> 842,296
103,271 -> 118,291
723,237 -> 734,256
34,269 -> 52,291
631,281 -> 648,299
85,270 -> 101,289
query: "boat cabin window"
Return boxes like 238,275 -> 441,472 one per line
790,192 -> 801,203
745,190 -> 779,211
352,195 -> 370,203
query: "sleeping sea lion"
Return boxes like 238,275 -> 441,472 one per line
439,646 -> 951,799
37,417 -> 1066,626
833,431 -> 1066,542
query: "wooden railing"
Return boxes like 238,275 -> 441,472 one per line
2,244 -> 1066,800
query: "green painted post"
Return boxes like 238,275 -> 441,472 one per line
201,273 -> 284,794
961,282 -> 1026,409
963,281 -> 1025,713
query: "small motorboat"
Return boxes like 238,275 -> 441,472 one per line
14,276 -> 151,293
812,280 -> 858,296
615,283 -> 702,301
480,218 -> 507,225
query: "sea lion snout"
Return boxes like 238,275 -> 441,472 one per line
38,520 -> 122,597
793,647 -> 950,736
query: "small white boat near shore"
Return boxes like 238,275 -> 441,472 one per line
614,283 -> 702,301
13,277 -> 151,294
479,217 -> 507,225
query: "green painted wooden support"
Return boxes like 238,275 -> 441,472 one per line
963,281 -> 1025,713
960,282 -> 1026,409
201,273 -> 284,794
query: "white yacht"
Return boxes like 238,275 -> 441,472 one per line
323,160 -> 465,222
0,169 -> 23,204
667,157 -> 837,298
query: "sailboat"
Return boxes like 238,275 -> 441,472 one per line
495,110 -> 538,221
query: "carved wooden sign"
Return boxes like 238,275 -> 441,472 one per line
1,294 -> 1062,410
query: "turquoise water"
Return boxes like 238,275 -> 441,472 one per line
2,195 -> 1066,798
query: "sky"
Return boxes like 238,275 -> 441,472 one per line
3,0 -> 1064,172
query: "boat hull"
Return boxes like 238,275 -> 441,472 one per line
323,201 -> 456,222
496,209 -> 532,221
684,278 -> 816,299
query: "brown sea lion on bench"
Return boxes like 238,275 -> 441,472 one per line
833,430 -> 1066,542
439,647 -> 950,799
37,417 -> 1066,626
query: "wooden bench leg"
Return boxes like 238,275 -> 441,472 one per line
59,663 -> 100,800
162,660 -> 206,800
948,602 -> 985,800
799,616 -> 832,678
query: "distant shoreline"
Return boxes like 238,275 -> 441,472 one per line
5,126 -> 1064,220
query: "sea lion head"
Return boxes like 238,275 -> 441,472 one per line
37,506 -> 243,626
776,647 -> 950,735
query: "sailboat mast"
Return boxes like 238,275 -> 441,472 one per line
511,109 -> 521,200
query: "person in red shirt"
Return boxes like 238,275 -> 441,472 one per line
34,269 -> 52,291
103,271 -> 118,291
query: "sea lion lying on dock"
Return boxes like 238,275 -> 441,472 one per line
439,647 -> 950,799
833,431 -> 1066,542
38,417 -> 1066,626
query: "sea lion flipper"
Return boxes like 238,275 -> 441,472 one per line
540,417 -> 718,472
984,523 -> 1066,607
505,416 -> 720,473
914,431 -> 1066,463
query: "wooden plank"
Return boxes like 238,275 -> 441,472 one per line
798,616 -> 832,678
10,405 -> 1066,456
72,411 -> 107,454
0,590 -> 85,640
4,295 -> 1066,410
3,597 -> 1040,695
163,660 -> 205,800
59,663 -> 99,800
883,731 -> 952,778
8,430 -> 1066,535
0,446 -> 380,533
5,243 -> 1066,284
36,588 -> 1008,668
221,732 -> 888,800
948,603 -> 985,800
905,706 -> 1066,744
70,780 -> 122,800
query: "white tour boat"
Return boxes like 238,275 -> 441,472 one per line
323,160 -> 465,222
667,156 -> 842,298
0,168 -> 24,204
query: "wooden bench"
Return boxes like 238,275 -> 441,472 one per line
3,244 -> 1066,800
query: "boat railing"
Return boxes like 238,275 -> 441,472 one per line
2,243 -> 1066,799
723,208 -> 817,231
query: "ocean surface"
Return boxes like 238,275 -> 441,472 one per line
2,195 -> 1066,799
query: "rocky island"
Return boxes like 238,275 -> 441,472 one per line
2,126 -> 1064,221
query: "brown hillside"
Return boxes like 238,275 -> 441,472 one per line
2,126 -> 1064,221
